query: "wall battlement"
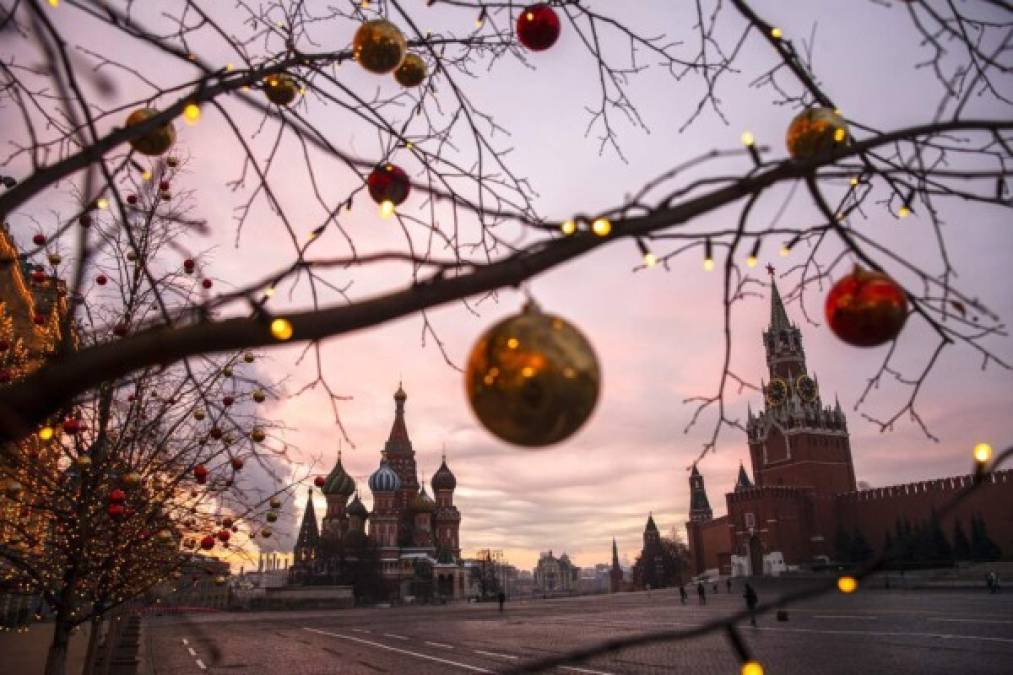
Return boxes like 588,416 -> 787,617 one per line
835,469 -> 1011,504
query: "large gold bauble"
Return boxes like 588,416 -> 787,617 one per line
394,53 -> 427,88
786,107 -> 848,161
264,73 -> 299,107
125,108 -> 176,156
353,20 -> 407,75
465,302 -> 601,447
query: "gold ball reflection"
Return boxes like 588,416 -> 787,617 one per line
785,107 -> 848,161
353,19 -> 407,75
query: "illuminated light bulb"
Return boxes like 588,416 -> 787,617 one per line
560,219 -> 576,235
850,177 -> 859,187
834,127 -> 847,143
506,337 -> 519,350
142,170 -> 153,181
270,318 -> 293,341
475,18 -> 484,28
703,258 -> 715,272
591,218 -> 612,237
379,199 -> 395,218
741,661 -> 764,675
96,197 -> 109,210
225,63 -> 234,72
779,245 -> 790,257
837,576 -> 858,594
770,27 -> 782,39
49,0 -> 58,6
973,442 -> 992,464
38,426 -> 54,441
898,205 -> 911,218
740,131 -> 755,147
746,255 -> 758,268
182,103 -> 201,125
644,252 -> 657,268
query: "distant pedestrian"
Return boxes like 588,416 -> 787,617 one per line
995,573 -> 1002,593
743,583 -> 758,627
726,578 -> 732,593
679,585 -> 688,604
497,591 -> 506,612
713,582 -> 718,594
697,581 -> 706,605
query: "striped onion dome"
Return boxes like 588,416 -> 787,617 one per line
368,458 -> 401,493
322,452 -> 355,497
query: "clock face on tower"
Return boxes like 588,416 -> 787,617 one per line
796,374 -> 818,402
766,378 -> 789,406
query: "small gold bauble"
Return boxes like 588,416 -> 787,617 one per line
243,352 -> 255,363
269,497 -> 282,509
786,107 -> 848,161
261,527 -> 272,538
252,390 -> 266,403
353,19 -> 407,75
265,511 -> 278,523
251,428 -> 266,443
465,302 -> 601,447
125,108 -> 176,157
394,53 -> 427,88
264,73 -> 299,107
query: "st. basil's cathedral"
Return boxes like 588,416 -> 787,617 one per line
289,384 -> 469,600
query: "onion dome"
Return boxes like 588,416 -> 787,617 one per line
368,457 -> 401,493
431,455 -> 456,492
347,493 -> 368,519
412,484 -> 436,513
322,452 -> 355,497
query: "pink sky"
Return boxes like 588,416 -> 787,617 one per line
5,2 -> 1011,571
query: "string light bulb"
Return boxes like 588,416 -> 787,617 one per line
779,244 -> 790,257
379,200 -> 395,218
560,219 -> 576,236
747,239 -> 761,268
636,238 -> 657,267
182,103 -> 202,125
973,442 -> 992,464
837,576 -> 858,594
142,170 -> 153,181
96,197 -> 109,210
38,426 -> 54,441
740,131 -> 755,147
703,238 -> 714,271
770,27 -> 782,39
898,205 -> 911,218
270,318 -> 293,341
592,218 -> 612,237
741,661 -> 764,675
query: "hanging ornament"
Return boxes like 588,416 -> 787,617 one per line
230,457 -> 244,471
516,4 -> 561,51
252,389 -> 266,403
243,352 -> 255,363
261,527 -> 273,538
193,464 -> 209,484
32,233 -> 46,246
353,19 -> 407,75
786,107 -> 849,161
394,53 -> 427,88
216,530 -> 231,542
157,529 -> 174,544
96,274 -> 108,286
269,497 -> 282,509
222,517 -> 234,529
200,535 -> 215,550
4,479 -> 23,499
107,503 -> 126,519
265,511 -> 278,523
368,164 -> 410,215
251,428 -> 266,443
264,73 -> 299,106
223,395 -> 235,407
464,301 -> 601,447
122,472 -> 142,488
125,108 -> 176,156
314,476 -> 326,488
825,266 -> 908,347
108,488 -> 126,504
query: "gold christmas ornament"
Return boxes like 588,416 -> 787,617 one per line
394,53 -> 427,88
252,390 -> 266,403
465,301 -> 601,447
269,497 -> 282,509
125,108 -> 176,156
261,527 -> 272,538
122,472 -> 142,488
786,107 -> 848,161
353,19 -> 407,75
265,511 -> 278,523
264,73 -> 299,106
4,479 -> 23,499
243,352 -> 255,363
251,428 -> 266,443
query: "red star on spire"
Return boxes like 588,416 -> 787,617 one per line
766,263 -> 776,276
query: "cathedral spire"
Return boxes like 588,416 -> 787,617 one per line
385,382 -> 413,455
735,462 -> 754,492
295,488 -> 320,555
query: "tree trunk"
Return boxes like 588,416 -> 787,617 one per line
82,616 -> 104,675
44,616 -> 71,675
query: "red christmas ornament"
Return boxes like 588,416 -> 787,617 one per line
314,475 -> 326,488
210,427 -> 223,440
217,530 -> 231,542
200,535 -> 215,550
126,194 -> 138,205
107,503 -> 126,519
222,517 -> 234,529
222,395 -> 234,407
367,164 -> 410,208
32,234 -> 46,246
31,270 -> 46,284
62,418 -> 81,434
193,464 -> 209,484
183,259 -> 196,273
96,275 -> 108,286
109,488 -> 126,504
231,457 -> 244,471
201,279 -> 213,289
825,266 -> 908,347
516,4 -> 561,51
79,214 -> 92,228
159,180 -> 170,191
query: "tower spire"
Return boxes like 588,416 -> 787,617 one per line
768,268 -> 791,332
385,382 -> 413,455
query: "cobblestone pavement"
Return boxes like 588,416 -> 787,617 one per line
143,586 -> 1013,674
